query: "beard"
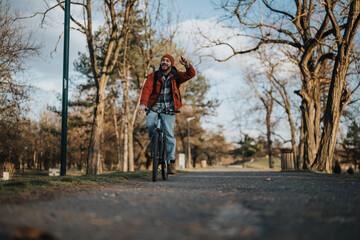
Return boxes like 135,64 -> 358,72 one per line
161,64 -> 171,72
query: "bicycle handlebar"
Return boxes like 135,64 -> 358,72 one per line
145,108 -> 180,115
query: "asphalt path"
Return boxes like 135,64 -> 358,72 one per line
0,166 -> 359,240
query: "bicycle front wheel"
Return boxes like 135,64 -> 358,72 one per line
161,140 -> 168,180
151,133 -> 159,182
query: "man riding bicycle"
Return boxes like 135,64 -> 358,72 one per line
138,54 -> 196,174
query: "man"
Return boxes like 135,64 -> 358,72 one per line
138,54 -> 196,174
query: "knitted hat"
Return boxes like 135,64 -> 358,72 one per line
161,54 -> 174,66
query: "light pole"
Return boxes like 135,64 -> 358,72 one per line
60,0 -> 71,176
186,117 -> 196,168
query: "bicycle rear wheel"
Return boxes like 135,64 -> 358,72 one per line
151,133 -> 159,182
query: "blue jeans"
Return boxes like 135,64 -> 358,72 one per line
146,112 -> 176,164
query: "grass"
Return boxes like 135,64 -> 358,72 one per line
2,162 -> 358,203
242,157 -> 282,171
243,157 -> 360,177
0,169 -> 152,203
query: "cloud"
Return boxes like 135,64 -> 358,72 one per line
32,79 -> 59,93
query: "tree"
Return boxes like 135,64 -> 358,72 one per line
202,0 -> 360,173
0,0 -> 37,124
232,134 -> 260,160
342,120 -> 360,169
201,130 -> 231,166
245,70 -> 275,168
39,0 -> 137,174
250,49 -> 300,168
0,0 -> 40,167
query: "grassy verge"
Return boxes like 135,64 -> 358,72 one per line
242,157 -> 282,171
243,157 -> 360,177
0,170 -> 152,203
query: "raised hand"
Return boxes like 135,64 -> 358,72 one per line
179,55 -> 189,67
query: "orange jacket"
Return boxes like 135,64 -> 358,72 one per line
140,65 -> 196,111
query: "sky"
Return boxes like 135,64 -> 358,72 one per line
10,0 -> 294,143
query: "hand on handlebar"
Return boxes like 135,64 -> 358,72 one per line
138,104 -> 146,115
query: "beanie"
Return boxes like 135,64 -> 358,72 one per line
161,54 -> 175,66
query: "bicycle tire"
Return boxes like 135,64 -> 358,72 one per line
152,133 -> 159,182
161,138 -> 168,180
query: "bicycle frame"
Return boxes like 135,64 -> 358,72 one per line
146,108 -> 179,182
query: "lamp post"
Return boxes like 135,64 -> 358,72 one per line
186,117 -> 196,168
60,0 -> 71,176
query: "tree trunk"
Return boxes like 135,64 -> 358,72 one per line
312,58 -> 351,172
129,76 -> 148,169
123,114 -> 129,172
79,143 -> 83,171
80,0 -> 135,175
297,75 -> 322,169
112,97 -> 121,170
299,112 -> 305,169
68,153 -> 72,170
33,150 -> 37,169
312,0 -> 359,172
266,107 -> 273,168
288,114 -> 298,169
128,122 -> 134,171
122,67 -> 134,172
121,63 -> 130,171
119,107 -> 125,171
87,80 -> 107,175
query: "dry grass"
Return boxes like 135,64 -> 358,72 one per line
0,170 -> 152,203
243,157 -> 282,171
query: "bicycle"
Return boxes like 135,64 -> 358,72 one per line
146,108 -> 179,182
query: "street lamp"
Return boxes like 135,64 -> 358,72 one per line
60,0 -> 71,176
186,117 -> 196,168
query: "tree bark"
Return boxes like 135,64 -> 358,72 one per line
312,56 -> 351,172
119,107 -> 125,171
296,73 -> 322,169
248,74 -> 275,168
311,0 -> 360,172
266,104 -> 274,168
123,107 -> 129,172
87,80 -> 107,174
83,0 -> 136,175
112,97 -> 121,171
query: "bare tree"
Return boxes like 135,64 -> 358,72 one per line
246,71 -> 275,168
0,0 -> 39,117
0,0 -> 40,166
201,0 -> 360,173
37,0 -> 137,174
258,50 -> 300,168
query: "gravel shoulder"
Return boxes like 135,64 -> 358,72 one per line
0,166 -> 359,240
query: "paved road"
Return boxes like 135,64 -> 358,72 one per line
0,166 -> 359,240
